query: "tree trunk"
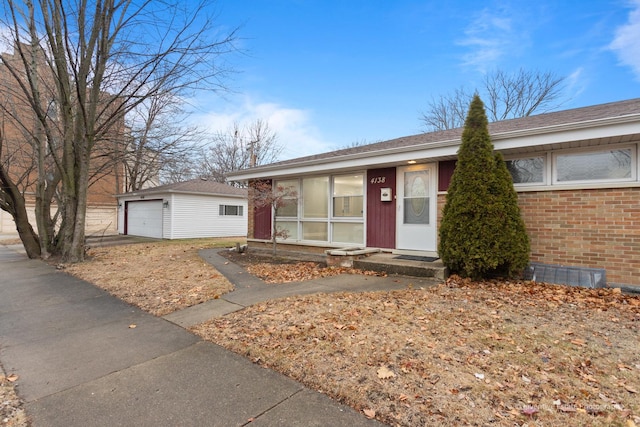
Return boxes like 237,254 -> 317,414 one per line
13,203 -> 41,258
0,167 -> 41,258
272,222 -> 277,256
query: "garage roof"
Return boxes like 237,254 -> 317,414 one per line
117,179 -> 247,198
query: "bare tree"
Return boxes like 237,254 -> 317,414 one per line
159,151 -> 201,184
122,91 -> 204,192
0,0 -> 238,261
421,87 -> 471,131
338,138 -> 382,150
200,119 -> 282,184
420,69 -> 566,131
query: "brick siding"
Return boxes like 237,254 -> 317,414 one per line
438,188 -> 640,287
518,188 -> 639,287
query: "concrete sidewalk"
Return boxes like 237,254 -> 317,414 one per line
0,245 -> 396,426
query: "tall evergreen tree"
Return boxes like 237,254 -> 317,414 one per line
438,95 -> 530,279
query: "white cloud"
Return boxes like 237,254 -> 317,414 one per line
193,96 -> 335,161
609,0 -> 640,80
457,3 -> 537,73
565,67 -> 587,99
457,8 -> 517,72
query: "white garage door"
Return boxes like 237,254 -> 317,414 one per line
126,200 -> 163,238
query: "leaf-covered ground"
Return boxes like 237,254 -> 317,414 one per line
247,261 -> 387,283
192,275 -> 640,427
62,238 -> 236,316
7,238 -> 639,426
0,366 -> 28,427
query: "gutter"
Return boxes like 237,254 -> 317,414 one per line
227,114 -> 640,181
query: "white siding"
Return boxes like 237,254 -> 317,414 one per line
163,194 -> 173,239
169,194 -> 247,239
116,193 -> 247,239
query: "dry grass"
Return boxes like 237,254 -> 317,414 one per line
6,238 -> 639,426
192,276 -> 640,427
62,238 -> 239,316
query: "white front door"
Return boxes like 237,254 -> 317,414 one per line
396,164 -> 437,251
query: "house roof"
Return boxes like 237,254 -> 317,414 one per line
117,179 -> 247,198
227,98 -> 640,181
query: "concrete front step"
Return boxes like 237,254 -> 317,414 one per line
353,254 -> 447,281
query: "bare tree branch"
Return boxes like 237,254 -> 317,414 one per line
420,69 -> 567,131
0,0 -> 239,261
198,119 -> 282,186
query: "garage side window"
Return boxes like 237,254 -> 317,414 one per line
219,205 -> 244,216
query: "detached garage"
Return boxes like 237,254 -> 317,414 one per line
116,179 -> 247,239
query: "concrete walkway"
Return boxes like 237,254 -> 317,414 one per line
0,244 -> 437,426
164,249 -> 436,328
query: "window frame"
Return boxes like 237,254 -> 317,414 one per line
551,144 -> 637,185
504,154 -> 548,186
219,204 -> 244,216
270,172 -> 366,245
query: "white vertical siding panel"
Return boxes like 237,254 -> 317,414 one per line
162,193 -> 172,239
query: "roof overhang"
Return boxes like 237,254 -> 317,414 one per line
116,189 -> 247,199
227,114 -> 640,182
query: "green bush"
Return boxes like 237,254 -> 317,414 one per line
438,95 -> 530,279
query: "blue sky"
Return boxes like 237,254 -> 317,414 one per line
194,0 -> 640,160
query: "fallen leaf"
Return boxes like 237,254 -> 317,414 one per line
129,324 -> 137,329
363,408 -> 376,418
7,373 -> 18,382
624,385 -> 638,393
377,366 -> 395,379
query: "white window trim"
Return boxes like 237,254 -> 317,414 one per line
504,154 -> 548,187
504,142 -> 639,192
551,143 -> 636,185
273,172 -> 366,245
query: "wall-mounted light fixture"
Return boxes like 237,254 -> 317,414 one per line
163,201 -> 169,208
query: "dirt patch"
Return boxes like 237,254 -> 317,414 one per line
62,238 -> 238,316
219,249 -> 387,284
0,366 -> 29,427
192,276 -> 640,427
